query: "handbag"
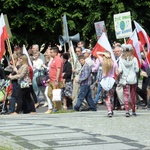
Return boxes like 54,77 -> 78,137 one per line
36,75 -> 47,86
20,80 -> 30,88
52,89 -> 62,101
100,76 -> 115,91
20,72 -> 30,88
36,70 -> 48,86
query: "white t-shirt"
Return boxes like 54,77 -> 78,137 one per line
33,58 -> 43,71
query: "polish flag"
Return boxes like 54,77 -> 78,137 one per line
134,21 -> 150,63
0,13 -> 8,60
127,30 -> 142,68
22,45 -> 33,80
92,32 -> 115,61
22,45 -> 33,68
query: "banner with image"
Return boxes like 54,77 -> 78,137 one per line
94,21 -> 107,39
114,11 -> 132,39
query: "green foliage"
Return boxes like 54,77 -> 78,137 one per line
0,145 -> 13,150
0,0 -> 150,48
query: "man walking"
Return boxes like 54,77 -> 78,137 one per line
48,47 -> 64,111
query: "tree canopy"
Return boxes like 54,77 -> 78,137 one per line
0,0 -> 150,48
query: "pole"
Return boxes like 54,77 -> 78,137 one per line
6,38 -> 15,66
64,43 -> 66,53
69,40 -> 77,66
124,38 -> 126,44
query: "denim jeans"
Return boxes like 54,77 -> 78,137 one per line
74,85 -> 96,111
94,83 -> 102,104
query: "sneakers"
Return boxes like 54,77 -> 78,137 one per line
108,113 -> 112,117
132,112 -> 137,116
108,111 -> 113,117
126,112 -> 130,117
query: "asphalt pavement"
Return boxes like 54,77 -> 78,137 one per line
0,103 -> 150,150
1,80 -> 150,150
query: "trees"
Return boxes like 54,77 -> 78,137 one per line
0,0 -> 150,48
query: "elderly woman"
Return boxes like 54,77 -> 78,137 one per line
8,54 -> 36,114
118,44 -> 139,117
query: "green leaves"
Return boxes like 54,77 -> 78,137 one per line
0,0 -> 150,47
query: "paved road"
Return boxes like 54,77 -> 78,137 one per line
0,107 -> 150,150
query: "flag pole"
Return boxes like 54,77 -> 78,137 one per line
124,38 -> 126,44
64,43 -> 66,53
6,38 -> 15,66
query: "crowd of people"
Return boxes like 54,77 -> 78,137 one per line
0,40 -> 150,117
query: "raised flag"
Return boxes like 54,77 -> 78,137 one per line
127,30 -> 142,67
0,13 -> 8,60
22,45 -> 33,68
134,21 -> 150,47
92,32 -> 115,61
134,21 -> 150,63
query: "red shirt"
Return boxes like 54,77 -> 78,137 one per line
49,56 -> 63,82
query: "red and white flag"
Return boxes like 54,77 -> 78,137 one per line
92,32 -> 115,61
134,21 -> 150,63
127,30 -> 142,67
0,13 -> 8,60
22,45 -> 33,68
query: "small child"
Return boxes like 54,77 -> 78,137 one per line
74,55 -> 96,111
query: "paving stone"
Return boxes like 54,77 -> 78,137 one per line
0,110 -> 150,150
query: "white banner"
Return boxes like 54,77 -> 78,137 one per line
94,21 -> 107,39
114,11 -> 132,39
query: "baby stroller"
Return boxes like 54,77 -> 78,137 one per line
0,79 -> 12,114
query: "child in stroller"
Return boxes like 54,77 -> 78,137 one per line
0,79 -> 12,114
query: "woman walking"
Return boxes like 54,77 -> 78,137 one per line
118,44 -> 139,117
8,54 -> 36,114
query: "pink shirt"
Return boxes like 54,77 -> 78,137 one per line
99,58 -> 118,78
107,62 -> 118,78
49,56 -> 63,82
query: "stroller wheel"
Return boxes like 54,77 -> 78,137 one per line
1,110 -> 7,115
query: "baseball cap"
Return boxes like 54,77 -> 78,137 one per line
82,49 -> 91,54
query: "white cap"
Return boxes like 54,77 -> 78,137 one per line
121,44 -> 133,51
82,49 -> 91,54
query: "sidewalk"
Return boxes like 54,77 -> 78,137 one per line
0,109 -> 150,150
